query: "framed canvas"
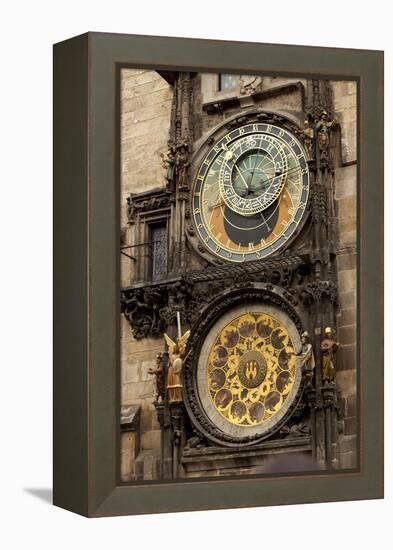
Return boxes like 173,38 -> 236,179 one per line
53,32 -> 384,517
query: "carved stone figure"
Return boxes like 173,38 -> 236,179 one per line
321,327 -> 339,383
280,421 -> 310,438
295,331 -> 315,384
126,194 -> 136,224
164,329 -> 191,403
299,119 -> 315,158
174,141 -> 190,190
148,353 -> 166,402
160,146 -> 176,191
316,110 -> 337,159
239,75 -> 263,95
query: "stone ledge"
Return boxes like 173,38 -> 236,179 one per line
339,434 -> 357,454
182,437 -> 311,474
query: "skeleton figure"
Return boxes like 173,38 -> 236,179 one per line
164,330 -> 191,403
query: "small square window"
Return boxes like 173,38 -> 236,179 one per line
218,74 -> 239,92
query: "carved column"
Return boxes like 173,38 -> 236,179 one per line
305,385 -> 317,462
170,402 -> 185,479
153,352 -> 173,480
314,380 -> 326,467
322,383 -> 339,469
167,72 -> 194,276
305,79 -> 339,470
154,402 -> 165,480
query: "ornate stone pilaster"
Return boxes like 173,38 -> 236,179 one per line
170,402 -> 185,479
305,385 -> 317,462
322,382 -> 339,470
166,72 -> 194,274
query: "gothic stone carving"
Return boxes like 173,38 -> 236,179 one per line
127,188 -> 171,224
121,254 -> 337,341
121,254 -> 311,339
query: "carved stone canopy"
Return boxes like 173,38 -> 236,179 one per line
120,252 -> 337,340
127,187 -> 171,224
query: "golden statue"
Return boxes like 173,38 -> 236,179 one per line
321,327 -> 339,383
164,313 -> 191,403
296,331 -> 315,384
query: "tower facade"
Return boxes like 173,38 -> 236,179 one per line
119,70 -> 357,481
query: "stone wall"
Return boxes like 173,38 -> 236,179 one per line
120,315 -> 163,481
120,69 -> 172,210
120,69 -> 172,480
193,74 -> 306,142
332,81 -> 357,468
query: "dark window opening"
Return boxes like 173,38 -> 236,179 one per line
218,74 -> 239,92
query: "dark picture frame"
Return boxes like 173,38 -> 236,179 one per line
53,32 -> 383,517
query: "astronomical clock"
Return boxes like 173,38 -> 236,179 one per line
192,122 -> 310,262
121,73 -> 342,480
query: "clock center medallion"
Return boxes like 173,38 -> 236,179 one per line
238,350 -> 267,388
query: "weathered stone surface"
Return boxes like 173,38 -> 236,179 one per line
339,434 -> 357,454
140,406 -> 153,432
124,381 -> 154,402
337,343 -> 356,371
141,429 -> 161,451
337,194 -> 356,222
338,325 -> 356,346
134,451 -> 161,481
344,416 -> 357,436
337,252 -> 357,272
120,432 -> 137,481
339,451 -> 357,470
141,359 -> 156,381
346,394 -> 358,418
338,216 -> 357,237
121,69 -> 173,196
338,269 -> 356,294
338,289 -> 357,310
336,369 -> 357,397
332,80 -> 357,164
335,165 -> 357,200
337,307 -> 356,327
123,361 -> 140,384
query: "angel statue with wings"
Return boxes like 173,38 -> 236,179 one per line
164,313 -> 191,403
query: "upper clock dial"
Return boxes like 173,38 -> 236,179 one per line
219,134 -> 287,216
192,122 -> 310,263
